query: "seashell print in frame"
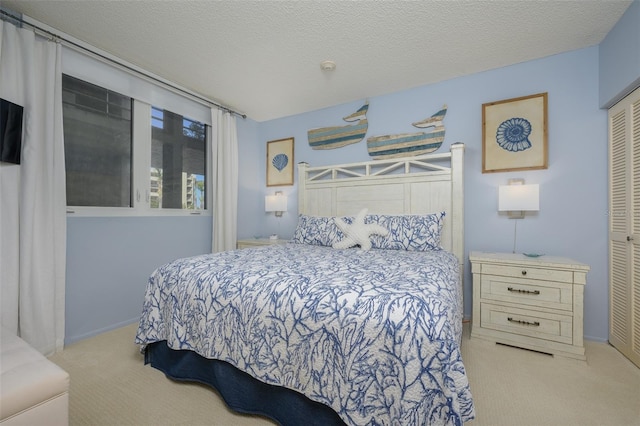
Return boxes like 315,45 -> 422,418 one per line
482,92 -> 548,173
267,137 -> 294,186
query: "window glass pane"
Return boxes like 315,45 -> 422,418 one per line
151,107 -> 206,209
62,74 -> 132,207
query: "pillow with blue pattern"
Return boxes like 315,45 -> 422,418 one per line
368,212 -> 445,251
293,212 -> 444,251
292,214 -> 351,247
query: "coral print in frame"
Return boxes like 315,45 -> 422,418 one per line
482,92 -> 548,173
267,137 -> 294,186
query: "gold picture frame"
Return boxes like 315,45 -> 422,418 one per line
266,137 -> 294,186
482,92 -> 548,173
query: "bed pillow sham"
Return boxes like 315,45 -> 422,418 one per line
292,214 -> 349,247
293,211 -> 444,251
369,212 -> 445,251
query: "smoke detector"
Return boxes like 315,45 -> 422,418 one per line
320,60 -> 336,71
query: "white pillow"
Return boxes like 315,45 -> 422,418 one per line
332,208 -> 389,251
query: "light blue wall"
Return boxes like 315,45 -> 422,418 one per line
65,216 -> 211,343
599,0 -> 640,108
240,47 -> 609,341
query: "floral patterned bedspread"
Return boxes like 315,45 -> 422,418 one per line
135,243 -> 475,425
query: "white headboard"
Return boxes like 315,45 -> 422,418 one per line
298,143 -> 465,266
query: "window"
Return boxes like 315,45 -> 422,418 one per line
151,107 -> 206,210
62,74 -> 133,207
62,74 -> 208,214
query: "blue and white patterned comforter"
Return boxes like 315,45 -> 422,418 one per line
135,243 -> 475,425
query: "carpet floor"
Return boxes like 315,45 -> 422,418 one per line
48,323 -> 640,425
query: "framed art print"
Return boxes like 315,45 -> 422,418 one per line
482,92 -> 548,173
267,137 -> 294,186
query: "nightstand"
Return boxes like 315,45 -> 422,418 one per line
469,251 -> 590,360
236,238 -> 289,249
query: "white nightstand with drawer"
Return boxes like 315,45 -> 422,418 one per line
469,251 -> 590,360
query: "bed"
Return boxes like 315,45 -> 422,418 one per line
135,143 -> 475,425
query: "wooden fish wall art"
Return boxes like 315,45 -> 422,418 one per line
307,102 -> 368,150
367,105 -> 447,160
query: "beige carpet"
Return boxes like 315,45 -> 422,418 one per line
48,323 -> 640,426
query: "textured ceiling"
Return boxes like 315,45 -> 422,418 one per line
0,0 -> 633,122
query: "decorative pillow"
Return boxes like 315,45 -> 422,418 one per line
332,208 -> 389,251
293,211 -> 444,251
369,212 -> 445,251
292,214 -> 349,247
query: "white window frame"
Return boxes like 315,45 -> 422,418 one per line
62,46 -> 213,217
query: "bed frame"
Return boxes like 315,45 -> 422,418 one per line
298,142 -> 465,283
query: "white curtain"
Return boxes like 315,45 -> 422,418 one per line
211,109 -> 238,252
0,21 -> 66,355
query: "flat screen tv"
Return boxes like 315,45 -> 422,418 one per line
0,98 -> 24,165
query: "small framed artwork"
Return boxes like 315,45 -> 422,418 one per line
482,92 -> 548,173
266,137 -> 294,186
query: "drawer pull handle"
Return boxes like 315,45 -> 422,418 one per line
507,317 -> 540,327
507,287 -> 540,295
521,270 -> 527,276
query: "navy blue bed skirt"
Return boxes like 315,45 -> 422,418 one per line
144,341 -> 346,426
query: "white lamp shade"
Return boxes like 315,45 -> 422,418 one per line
265,194 -> 287,212
498,184 -> 539,212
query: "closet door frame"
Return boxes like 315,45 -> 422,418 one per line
608,85 -> 640,368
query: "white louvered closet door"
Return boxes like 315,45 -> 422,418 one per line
608,85 -> 640,368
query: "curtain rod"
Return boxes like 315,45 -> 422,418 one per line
0,8 -> 247,119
